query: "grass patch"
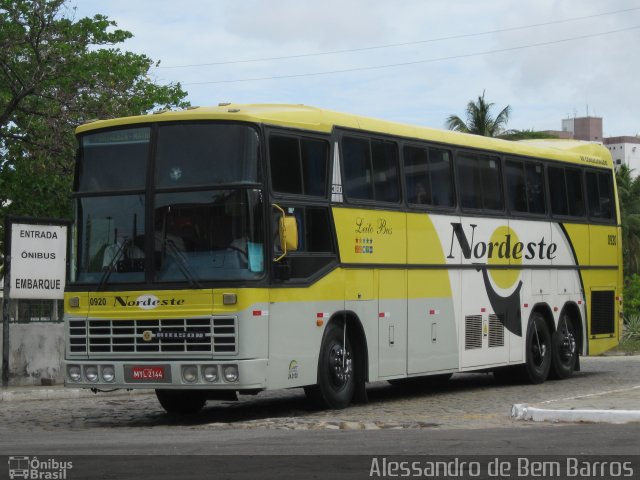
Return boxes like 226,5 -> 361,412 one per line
610,338 -> 640,354
605,313 -> 640,354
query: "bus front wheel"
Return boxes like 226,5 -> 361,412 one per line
155,389 -> 207,414
305,322 -> 355,409
523,312 -> 552,384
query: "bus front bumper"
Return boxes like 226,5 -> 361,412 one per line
63,358 -> 267,390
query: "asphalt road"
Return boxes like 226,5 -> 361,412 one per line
0,356 -> 638,479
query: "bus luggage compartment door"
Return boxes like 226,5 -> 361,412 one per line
378,270 -> 407,377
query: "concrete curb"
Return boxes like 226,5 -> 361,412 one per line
512,403 -> 640,424
0,387 -> 152,402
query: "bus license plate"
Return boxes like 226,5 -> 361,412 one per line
124,364 -> 171,383
124,365 -> 171,383
132,366 -> 164,380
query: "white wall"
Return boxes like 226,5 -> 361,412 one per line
607,142 -> 640,174
0,322 -> 65,386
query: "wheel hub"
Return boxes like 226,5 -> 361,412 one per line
532,338 -> 546,366
561,330 -> 576,361
330,344 -> 352,387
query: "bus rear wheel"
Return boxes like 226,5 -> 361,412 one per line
155,389 -> 207,414
523,312 -> 551,384
305,322 -> 355,409
550,314 -> 578,379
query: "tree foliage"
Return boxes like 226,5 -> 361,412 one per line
624,274 -> 640,316
616,164 -> 640,277
615,164 -> 640,316
445,91 -> 511,137
498,129 -> 559,141
0,0 -> 188,226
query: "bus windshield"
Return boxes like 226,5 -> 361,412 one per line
71,123 -> 264,285
153,189 -> 264,283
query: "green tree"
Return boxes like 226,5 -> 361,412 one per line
623,274 -> 640,316
446,91 -> 511,137
498,129 -> 559,141
616,164 -> 640,277
0,0 -> 188,225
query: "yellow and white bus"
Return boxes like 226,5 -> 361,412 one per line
64,104 -> 622,413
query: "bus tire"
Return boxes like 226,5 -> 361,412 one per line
155,389 -> 207,414
523,312 -> 552,384
305,322 -> 355,409
550,313 -> 578,379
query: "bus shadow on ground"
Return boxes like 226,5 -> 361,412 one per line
97,369 -> 601,428
102,373 -> 499,427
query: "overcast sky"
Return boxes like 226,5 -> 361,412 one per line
72,0 -> 640,137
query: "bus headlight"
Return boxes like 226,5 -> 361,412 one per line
223,365 -> 239,383
182,365 -> 198,383
101,365 -> 115,383
68,365 -> 81,382
202,366 -> 218,383
84,366 -> 99,382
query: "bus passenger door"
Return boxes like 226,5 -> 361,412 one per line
378,269 -> 407,377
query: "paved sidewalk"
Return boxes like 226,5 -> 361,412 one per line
512,384 -> 640,424
2,356 -> 639,426
511,353 -> 640,424
0,384 -> 152,402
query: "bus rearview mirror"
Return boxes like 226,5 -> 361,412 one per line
272,203 -> 299,262
279,216 -> 298,253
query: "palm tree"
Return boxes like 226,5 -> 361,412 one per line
446,91 -> 511,137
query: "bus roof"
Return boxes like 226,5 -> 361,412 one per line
76,103 -> 614,169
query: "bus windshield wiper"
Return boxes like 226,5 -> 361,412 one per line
164,238 -> 203,289
96,237 -> 132,291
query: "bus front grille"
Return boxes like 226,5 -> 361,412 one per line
67,317 -> 237,356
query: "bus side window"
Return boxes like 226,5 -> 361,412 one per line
565,168 -> 585,217
343,136 -> 400,204
456,152 -> 503,211
371,139 -> 400,203
300,138 -> 329,197
548,166 -> 568,216
429,148 -> 454,207
404,145 -> 454,208
272,206 -> 336,280
404,145 -> 431,205
525,162 -> 546,214
456,153 -> 482,209
269,134 -> 329,197
506,159 -> 546,215
586,171 -> 614,220
597,172 -> 614,220
343,136 -> 373,200
506,160 -> 527,213
270,135 -> 303,194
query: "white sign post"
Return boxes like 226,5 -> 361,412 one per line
9,223 -> 68,300
2,217 -> 70,386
